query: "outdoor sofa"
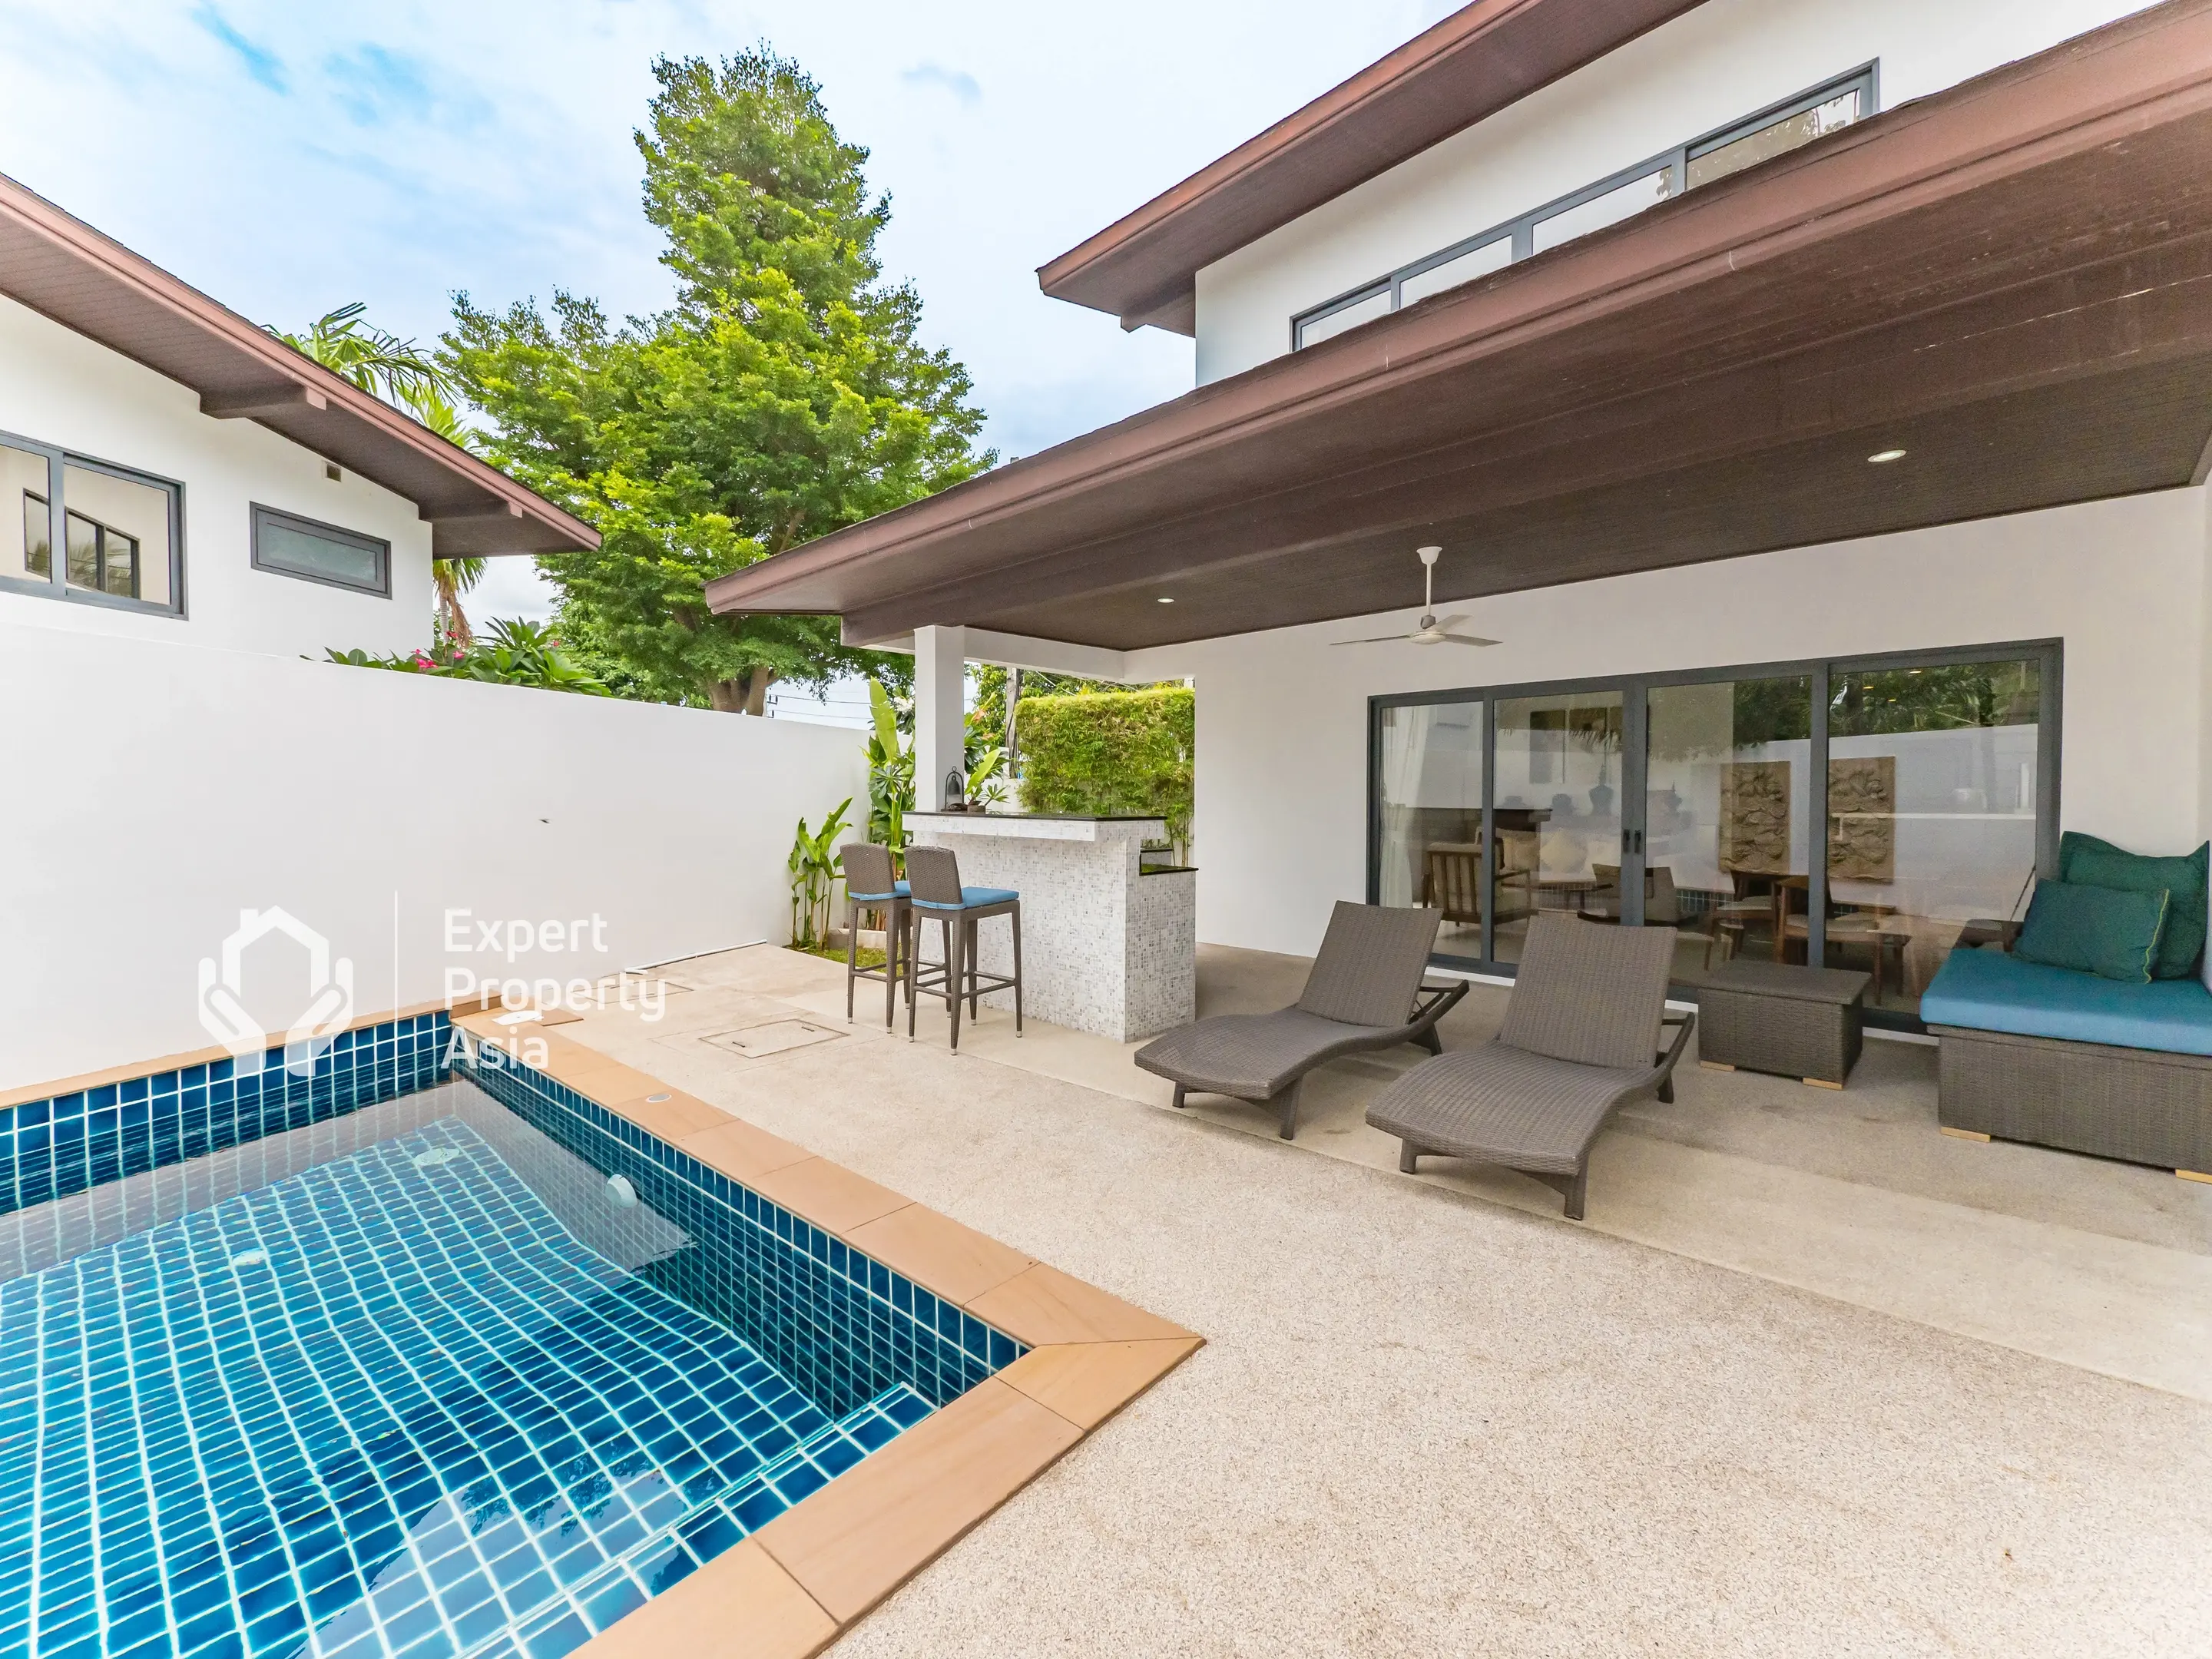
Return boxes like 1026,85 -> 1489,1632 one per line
1923,830 -> 2212,1175
1134,901 -> 1466,1140
1922,947 -> 2212,1174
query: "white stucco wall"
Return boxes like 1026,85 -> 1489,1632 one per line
1123,488 -> 2212,959
0,293 -> 437,657
0,623 -> 868,1091
1194,0 -> 2158,384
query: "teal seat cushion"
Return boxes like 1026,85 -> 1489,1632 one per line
913,886 -> 1018,910
849,880 -> 910,902
2012,879 -> 2168,983
1922,945 -> 2212,1055
2061,830 -> 2209,979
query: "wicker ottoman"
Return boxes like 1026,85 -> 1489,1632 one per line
1697,960 -> 1870,1088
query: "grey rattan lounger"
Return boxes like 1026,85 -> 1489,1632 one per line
1365,913 -> 1694,1220
1134,902 -> 1467,1141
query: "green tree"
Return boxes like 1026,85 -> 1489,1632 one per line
444,50 -> 992,713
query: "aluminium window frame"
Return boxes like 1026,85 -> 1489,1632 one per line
1366,635 -> 2061,1030
249,502 -> 392,599
0,429 -> 187,618
1293,62 -> 1881,353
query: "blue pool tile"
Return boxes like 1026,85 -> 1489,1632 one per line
6,1027 -> 1027,1659
517,1611 -> 588,1659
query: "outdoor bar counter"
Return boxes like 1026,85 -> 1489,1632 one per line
906,812 -> 1195,1041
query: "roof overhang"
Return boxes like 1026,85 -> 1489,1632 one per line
0,173 -> 599,558
1037,0 -> 1710,333
711,0 -> 2212,652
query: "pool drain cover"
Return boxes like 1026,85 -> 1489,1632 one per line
700,1019 -> 843,1059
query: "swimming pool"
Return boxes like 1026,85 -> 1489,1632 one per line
1,1045 -> 1020,1659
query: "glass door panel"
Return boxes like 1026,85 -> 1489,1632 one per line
1644,677 -> 1813,987
1376,700 -> 1485,956
1826,659 -> 2041,1012
1493,690 -> 1622,963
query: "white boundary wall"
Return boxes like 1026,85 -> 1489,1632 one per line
0,624 -> 866,1089
1126,488 -> 2212,960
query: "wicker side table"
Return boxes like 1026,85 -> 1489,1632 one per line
1697,960 -> 1872,1088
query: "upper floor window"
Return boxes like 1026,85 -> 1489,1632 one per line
250,504 -> 390,598
1,433 -> 183,615
1293,67 -> 1876,351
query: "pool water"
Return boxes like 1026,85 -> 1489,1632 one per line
0,1079 -> 944,1659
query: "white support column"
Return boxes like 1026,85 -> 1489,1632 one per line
912,624 -> 968,812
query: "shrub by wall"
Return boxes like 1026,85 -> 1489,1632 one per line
1015,686 -> 1194,852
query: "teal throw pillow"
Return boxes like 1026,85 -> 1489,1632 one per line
2013,879 -> 2169,984
2059,831 -> 2209,979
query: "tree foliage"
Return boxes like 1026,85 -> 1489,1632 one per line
322,618 -> 609,694
1831,661 -> 2040,734
444,49 -> 992,712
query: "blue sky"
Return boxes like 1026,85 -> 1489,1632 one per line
0,0 -> 1453,619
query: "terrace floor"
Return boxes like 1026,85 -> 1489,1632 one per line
556,942 -> 2212,1656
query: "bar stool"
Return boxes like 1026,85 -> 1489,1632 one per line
838,842 -> 911,1028
902,843 -> 1022,1051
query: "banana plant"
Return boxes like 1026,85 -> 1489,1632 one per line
789,797 -> 853,950
965,741 -> 1009,810
864,678 -> 915,857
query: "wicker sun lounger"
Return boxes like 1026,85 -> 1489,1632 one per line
1366,914 -> 1694,1219
1134,902 -> 1467,1140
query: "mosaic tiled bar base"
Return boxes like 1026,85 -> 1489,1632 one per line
0,1014 -> 452,1217
462,1039 -> 1022,1416
0,1100 -> 937,1659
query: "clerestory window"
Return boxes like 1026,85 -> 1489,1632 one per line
1293,67 -> 1877,351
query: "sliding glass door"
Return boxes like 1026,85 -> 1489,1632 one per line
1641,674 -> 1813,988
1369,641 -> 2059,1025
1376,699 -> 1485,958
1492,690 -> 1623,965
1823,657 -> 2043,1012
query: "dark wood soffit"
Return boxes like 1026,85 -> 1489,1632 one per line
1036,0 -> 1709,331
839,218 -> 2212,641
964,362 -> 2212,651
0,173 -> 598,555
707,0 -> 2212,640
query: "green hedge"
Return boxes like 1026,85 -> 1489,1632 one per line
1016,686 -> 1194,849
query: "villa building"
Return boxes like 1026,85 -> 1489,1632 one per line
709,0 -> 2212,1025
0,170 -> 592,659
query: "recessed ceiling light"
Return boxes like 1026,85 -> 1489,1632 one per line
1867,448 -> 1908,464
1157,596 -> 1174,604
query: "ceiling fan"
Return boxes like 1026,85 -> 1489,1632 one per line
1330,545 -> 1498,647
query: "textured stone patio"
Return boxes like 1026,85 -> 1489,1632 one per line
551,943 -> 2212,1657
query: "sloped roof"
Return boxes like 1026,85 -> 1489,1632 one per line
0,171 -> 598,558
713,0 -> 2212,650
1036,0 -> 1708,333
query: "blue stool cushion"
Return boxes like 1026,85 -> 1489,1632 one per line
849,881 -> 910,902
913,886 -> 1019,911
